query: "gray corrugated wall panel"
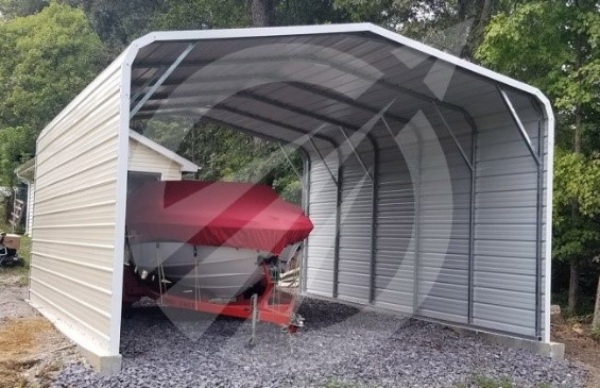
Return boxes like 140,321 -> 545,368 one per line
472,93 -> 543,338
414,112 -> 472,324
373,138 -> 415,312
305,145 -> 339,298
302,89 -> 546,339
337,139 -> 375,303
372,111 -> 473,323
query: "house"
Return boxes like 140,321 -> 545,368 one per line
15,130 -> 199,236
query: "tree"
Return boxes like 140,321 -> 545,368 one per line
333,0 -> 509,58
0,2 -> 107,187
0,0 -> 47,18
273,0 -> 350,26
477,0 -> 600,315
252,0 -> 272,26
154,0 -> 251,31
80,0 -> 163,55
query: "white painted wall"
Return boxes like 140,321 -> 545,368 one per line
129,138 -> 183,180
30,61 -> 124,362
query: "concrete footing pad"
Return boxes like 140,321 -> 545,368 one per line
451,327 -> 565,360
78,347 -> 122,375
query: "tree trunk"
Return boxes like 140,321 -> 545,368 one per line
460,0 -> 495,59
251,0 -> 272,26
567,257 -> 580,315
593,275 -> 600,329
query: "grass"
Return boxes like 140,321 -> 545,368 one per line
455,376 -> 554,388
321,381 -> 360,388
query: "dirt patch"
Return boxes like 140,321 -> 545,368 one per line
0,285 -> 35,320
0,272 -> 84,387
0,318 -> 51,388
0,315 -> 83,388
552,321 -> 600,388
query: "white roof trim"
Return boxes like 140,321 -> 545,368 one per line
128,130 -> 199,172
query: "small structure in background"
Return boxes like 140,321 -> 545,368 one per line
0,232 -> 24,267
14,131 -> 199,237
127,129 -> 199,187
14,158 -> 35,235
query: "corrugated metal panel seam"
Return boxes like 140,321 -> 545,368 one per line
369,134 -> 379,303
467,114 -> 478,325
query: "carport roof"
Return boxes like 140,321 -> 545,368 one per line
120,23 -> 552,148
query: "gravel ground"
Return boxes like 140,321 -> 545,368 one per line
51,298 -> 586,388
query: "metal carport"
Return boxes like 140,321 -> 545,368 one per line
30,23 -> 554,372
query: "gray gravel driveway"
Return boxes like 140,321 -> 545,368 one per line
51,298 -> 585,387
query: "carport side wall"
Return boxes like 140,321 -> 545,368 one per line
471,94 -> 549,340
304,109 -> 549,341
30,60 -> 125,358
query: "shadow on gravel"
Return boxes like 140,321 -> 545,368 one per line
296,299 -> 361,331
121,305 -> 247,350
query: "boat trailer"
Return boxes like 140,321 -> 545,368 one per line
122,264 -> 304,334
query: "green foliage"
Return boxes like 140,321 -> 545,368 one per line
154,0 -> 251,30
141,120 -> 304,204
0,1 -> 106,186
554,149 -> 600,218
0,0 -> 47,18
320,379 -> 360,388
471,375 -> 514,388
333,0 -> 403,24
154,0 -> 352,31
273,0 -> 350,26
476,2 -> 568,91
477,0 -> 600,150
80,0 -> 162,54
552,148 -> 600,272
0,128 -> 33,186
463,375 -> 551,388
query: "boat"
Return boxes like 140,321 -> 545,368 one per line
126,181 -> 313,299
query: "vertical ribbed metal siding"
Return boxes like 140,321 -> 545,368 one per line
337,146 -> 375,304
30,64 -> 123,356
305,144 -> 339,297
373,125 -> 415,313
416,108 -> 472,324
472,91 -> 542,337
304,101 -> 545,339
370,111 -> 473,325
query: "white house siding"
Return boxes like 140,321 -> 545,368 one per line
30,61 -> 124,359
128,137 -> 183,180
